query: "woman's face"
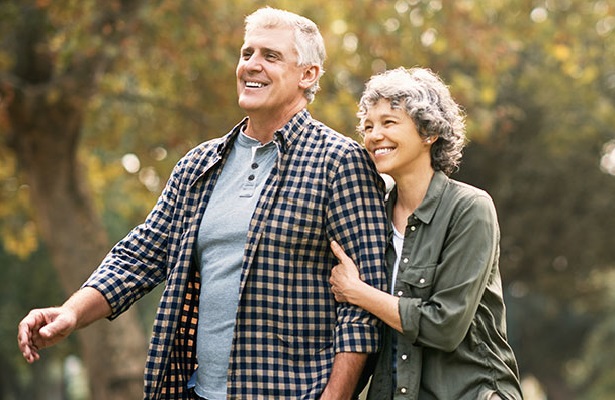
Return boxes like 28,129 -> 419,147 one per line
362,99 -> 432,180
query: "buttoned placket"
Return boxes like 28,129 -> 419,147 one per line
394,214 -> 420,397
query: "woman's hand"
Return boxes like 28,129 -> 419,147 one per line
330,241 -> 403,332
329,241 -> 363,303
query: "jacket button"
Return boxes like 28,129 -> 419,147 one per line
401,387 -> 408,394
401,354 -> 408,360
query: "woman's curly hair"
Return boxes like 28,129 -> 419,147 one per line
357,67 -> 467,176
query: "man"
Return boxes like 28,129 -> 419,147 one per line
18,7 -> 387,400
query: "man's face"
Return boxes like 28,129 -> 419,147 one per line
236,26 -> 308,119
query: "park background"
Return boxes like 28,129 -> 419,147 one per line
1,0 -> 614,399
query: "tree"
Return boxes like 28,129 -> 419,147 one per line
2,1 -> 615,399
1,2 -> 148,399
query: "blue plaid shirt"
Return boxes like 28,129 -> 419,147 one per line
84,110 -> 388,399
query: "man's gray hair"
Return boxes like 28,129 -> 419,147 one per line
245,7 -> 326,103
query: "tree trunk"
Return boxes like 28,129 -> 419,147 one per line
2,4 -> 149,399
0,1 -> 147,400
6,80 -> 148,400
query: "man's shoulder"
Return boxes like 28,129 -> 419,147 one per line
168,132 -> 232,183
304,118 -> 363,153
180,134 -> 229,163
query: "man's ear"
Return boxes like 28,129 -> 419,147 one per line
299,65 -> 320,89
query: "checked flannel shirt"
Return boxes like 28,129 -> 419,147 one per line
84,110 -> 388,399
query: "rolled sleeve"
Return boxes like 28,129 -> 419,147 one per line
327,144 -> 388,353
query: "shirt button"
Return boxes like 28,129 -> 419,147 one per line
401,387 -> 408,394
403,258 -> 409,263
410,226 -> 416,231
248,174 -> 255,181
401,354 -> 408,360
397,290 -> 403,296
419,278 -> 426,284
251,162 -> 259,169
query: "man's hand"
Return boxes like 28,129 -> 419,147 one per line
17,306 -> 78,363
17,287 -> 112,363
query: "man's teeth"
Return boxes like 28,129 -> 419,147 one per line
246,82 -> 265,88
374,148 -> 394,155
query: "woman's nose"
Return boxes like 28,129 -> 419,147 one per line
366,126 -> 384,141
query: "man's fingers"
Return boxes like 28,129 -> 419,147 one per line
17,317 -> 41,363
17,308 -> 69,364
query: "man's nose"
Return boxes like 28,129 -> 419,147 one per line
244,54 -> 264,71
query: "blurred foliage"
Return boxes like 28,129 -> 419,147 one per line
0,246 -> 75,399
1,0 -> 615,399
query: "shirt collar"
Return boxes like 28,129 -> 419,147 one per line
386,170 -> 449,226
216,117 -> 249,155
272,109 -> 311,154
220,109 -> 310,155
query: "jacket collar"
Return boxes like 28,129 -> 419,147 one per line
386,170 -> 448,227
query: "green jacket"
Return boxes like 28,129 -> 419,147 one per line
366,171 -> 523,400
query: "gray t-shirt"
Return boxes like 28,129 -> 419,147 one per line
194,131 -> 277,399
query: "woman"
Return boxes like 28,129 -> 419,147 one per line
329,67 -> 523,400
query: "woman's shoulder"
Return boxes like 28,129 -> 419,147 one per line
444,177 -> 496,214
446,177 -> 491,199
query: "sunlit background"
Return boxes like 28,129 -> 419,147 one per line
1,1 -> 615,399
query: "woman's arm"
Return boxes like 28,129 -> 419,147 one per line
330,240 -> 402,333
398,194 -> 499,351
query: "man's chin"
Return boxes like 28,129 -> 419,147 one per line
238,96 -> 258,109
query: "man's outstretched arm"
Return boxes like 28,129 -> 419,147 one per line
17,287 -> 112,363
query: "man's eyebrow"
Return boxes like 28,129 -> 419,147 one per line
240,45 -> 284,58
263,47 -> 285,58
